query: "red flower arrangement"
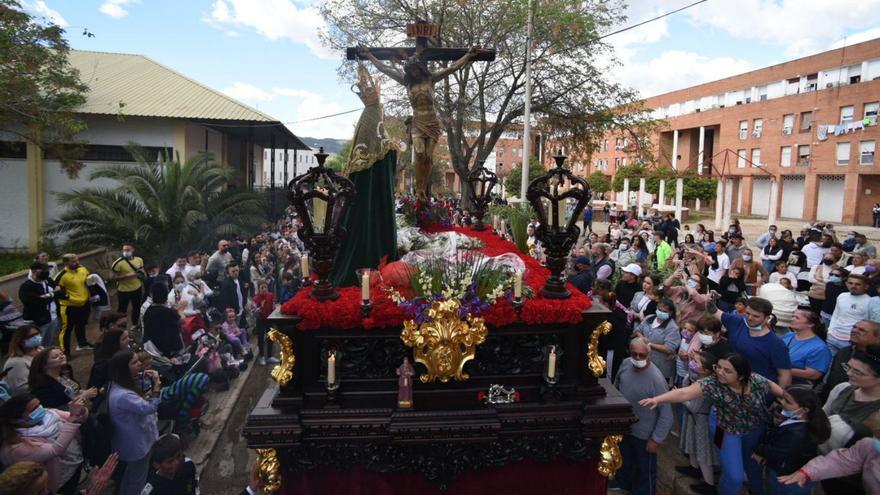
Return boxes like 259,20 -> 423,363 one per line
280,226 -> 591,329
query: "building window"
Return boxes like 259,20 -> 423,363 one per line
836,142 -> 851,165
621,157 -> 627,166
753,119 -> 763,138
615,157 -> 622,167
797,145 -> 810,166
861,141 -> 876,165
865,102 -> 879,123
602,140 -> 608,152
782,114 -> 795,134
780,146 -> 792,167
739,121 -> 748,140
805,73 -> 818,92
799,111 -> 813,132
758,86 -> 768,101
840,106 -> 854,125
737,149 -> 747,168
751,148 -> 761,167
615,138 -> 623,150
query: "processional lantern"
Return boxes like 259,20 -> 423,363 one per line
466,162 -> 498,231
287,147 -> 356,301
526,151 -> 592,299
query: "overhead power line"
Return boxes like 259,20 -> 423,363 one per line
209,0 -> 711,130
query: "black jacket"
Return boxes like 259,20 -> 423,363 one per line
18,278 -> 54,326
754,421 -> 818,475
216,278 -> 244,314
143,305 -> 184,357
31,377 -> 73,411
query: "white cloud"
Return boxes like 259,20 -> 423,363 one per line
221,82 -> 356,138
203,0 -> 333,60
684,0 -> 880,56
829,27 -> 880,49
99,0 -> 138,18
26,1 -> 68,27
618,50 -> 755,96
222,82 -> 275,102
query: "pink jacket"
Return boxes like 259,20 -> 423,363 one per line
0,410 -> 81,491
803,437 -> 879,493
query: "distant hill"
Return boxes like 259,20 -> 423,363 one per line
299,137 -> 348,155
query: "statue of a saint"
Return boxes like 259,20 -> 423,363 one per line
397,356 -> 415,408
357,46 -> 479,201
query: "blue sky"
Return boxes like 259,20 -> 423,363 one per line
22,0 -> 880,139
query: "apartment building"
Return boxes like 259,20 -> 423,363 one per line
590,38 -> 880,225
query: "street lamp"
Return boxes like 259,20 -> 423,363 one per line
466,161 -> 498,231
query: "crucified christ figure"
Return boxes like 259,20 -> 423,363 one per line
357,45 -> 479,201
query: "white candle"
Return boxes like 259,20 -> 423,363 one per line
312,197 -> 327,233
500,219 -> 506,236
301,254 -> 309,278
548,346 -> 557,379
361,271 -> 370,301
328,352 -> 336,384
513,271 -> 522,299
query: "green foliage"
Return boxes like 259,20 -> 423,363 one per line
43,147 -> 267,266
611,164 -> 646,192
489,204 -> 535,255
586,171 -> 612,193
682,176 -> 718,201
503,156 -> 545,198
324,141 -> 351,172
644,166 -> 677,197
405,252 -> 512,302
1,0 -> 89,178
0,252 -> 33,276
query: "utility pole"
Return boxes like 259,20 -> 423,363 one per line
519,0 -> 534,204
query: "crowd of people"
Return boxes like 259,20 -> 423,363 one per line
0,211 -> 308,494
530,203 -> 880,495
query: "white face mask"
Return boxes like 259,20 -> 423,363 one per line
698,333 -> 715,346
632,359 -> 648,369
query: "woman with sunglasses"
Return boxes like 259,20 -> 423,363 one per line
640,353 -> 785,495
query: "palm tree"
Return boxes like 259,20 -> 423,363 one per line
44,147 -> 267,266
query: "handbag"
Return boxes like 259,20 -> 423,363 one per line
121,258 -> 147,285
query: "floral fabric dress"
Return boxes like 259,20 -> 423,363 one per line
699,373 -> 770,434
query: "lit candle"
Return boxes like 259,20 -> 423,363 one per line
328,352 -> 336,385
301,254 -> 309,278
312,196 -> 327,233
361,271 -> 370,301
548,346 -> 557,379
513,271 -> 522,299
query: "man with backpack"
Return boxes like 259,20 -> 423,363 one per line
111,243 -> 146,324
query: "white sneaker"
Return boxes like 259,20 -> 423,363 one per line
76,344 -> 94,352
258,357 -> 267,366
267,357 -> 280,364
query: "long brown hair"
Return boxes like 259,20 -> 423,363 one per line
107,350 -> 139,392
27,347 -> 61,391
786,387 -> 831,444
7,325 -> 38,358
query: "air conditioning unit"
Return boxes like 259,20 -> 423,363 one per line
826,82 -> 834,88
753,130 -> 762,138
782,127 -> 793,135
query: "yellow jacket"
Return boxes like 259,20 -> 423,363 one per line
54,266 -> 90,307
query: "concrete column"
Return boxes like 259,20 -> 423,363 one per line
803,174 -> 820,222
26,140 -> 45,252
768,178 -> 779,226
658,179 -> 666,206
696,125 -> 705,212
740,176 -> 754,215
622,178 -> 630,212
675,177 -> 684,222
714,178 -> 725,231
672,129 -> 679,170
723,178 -> 734,229
638,177 -> 647,215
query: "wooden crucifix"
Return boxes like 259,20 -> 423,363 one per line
347,21 -> 495,201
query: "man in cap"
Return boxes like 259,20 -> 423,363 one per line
615,263 -> 643,307
568,255 -> 593,295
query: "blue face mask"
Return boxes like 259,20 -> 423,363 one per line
828,275 -> 842,284
655,310 -> 670,322
687,279 -> 698,289
29,405 -> 47,425
23,335 -> 42,349
780,408 -> 799,419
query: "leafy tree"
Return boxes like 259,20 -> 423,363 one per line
585,171 -> 612,194
321,0 -> 654,203
1,0 -> 89,177
611,164 -> 647,192
43,148 -> 266,266
325,141 -> 352,172
682,176 -> 718,201
644,166 -> 677,197
503,156 -> 545,198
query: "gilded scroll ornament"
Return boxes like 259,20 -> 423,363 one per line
256,447 -> 282,493
598,434 -> 623,478
587,320 -> 612,377
268,328 -> 295,386
400,299 -> 488,383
